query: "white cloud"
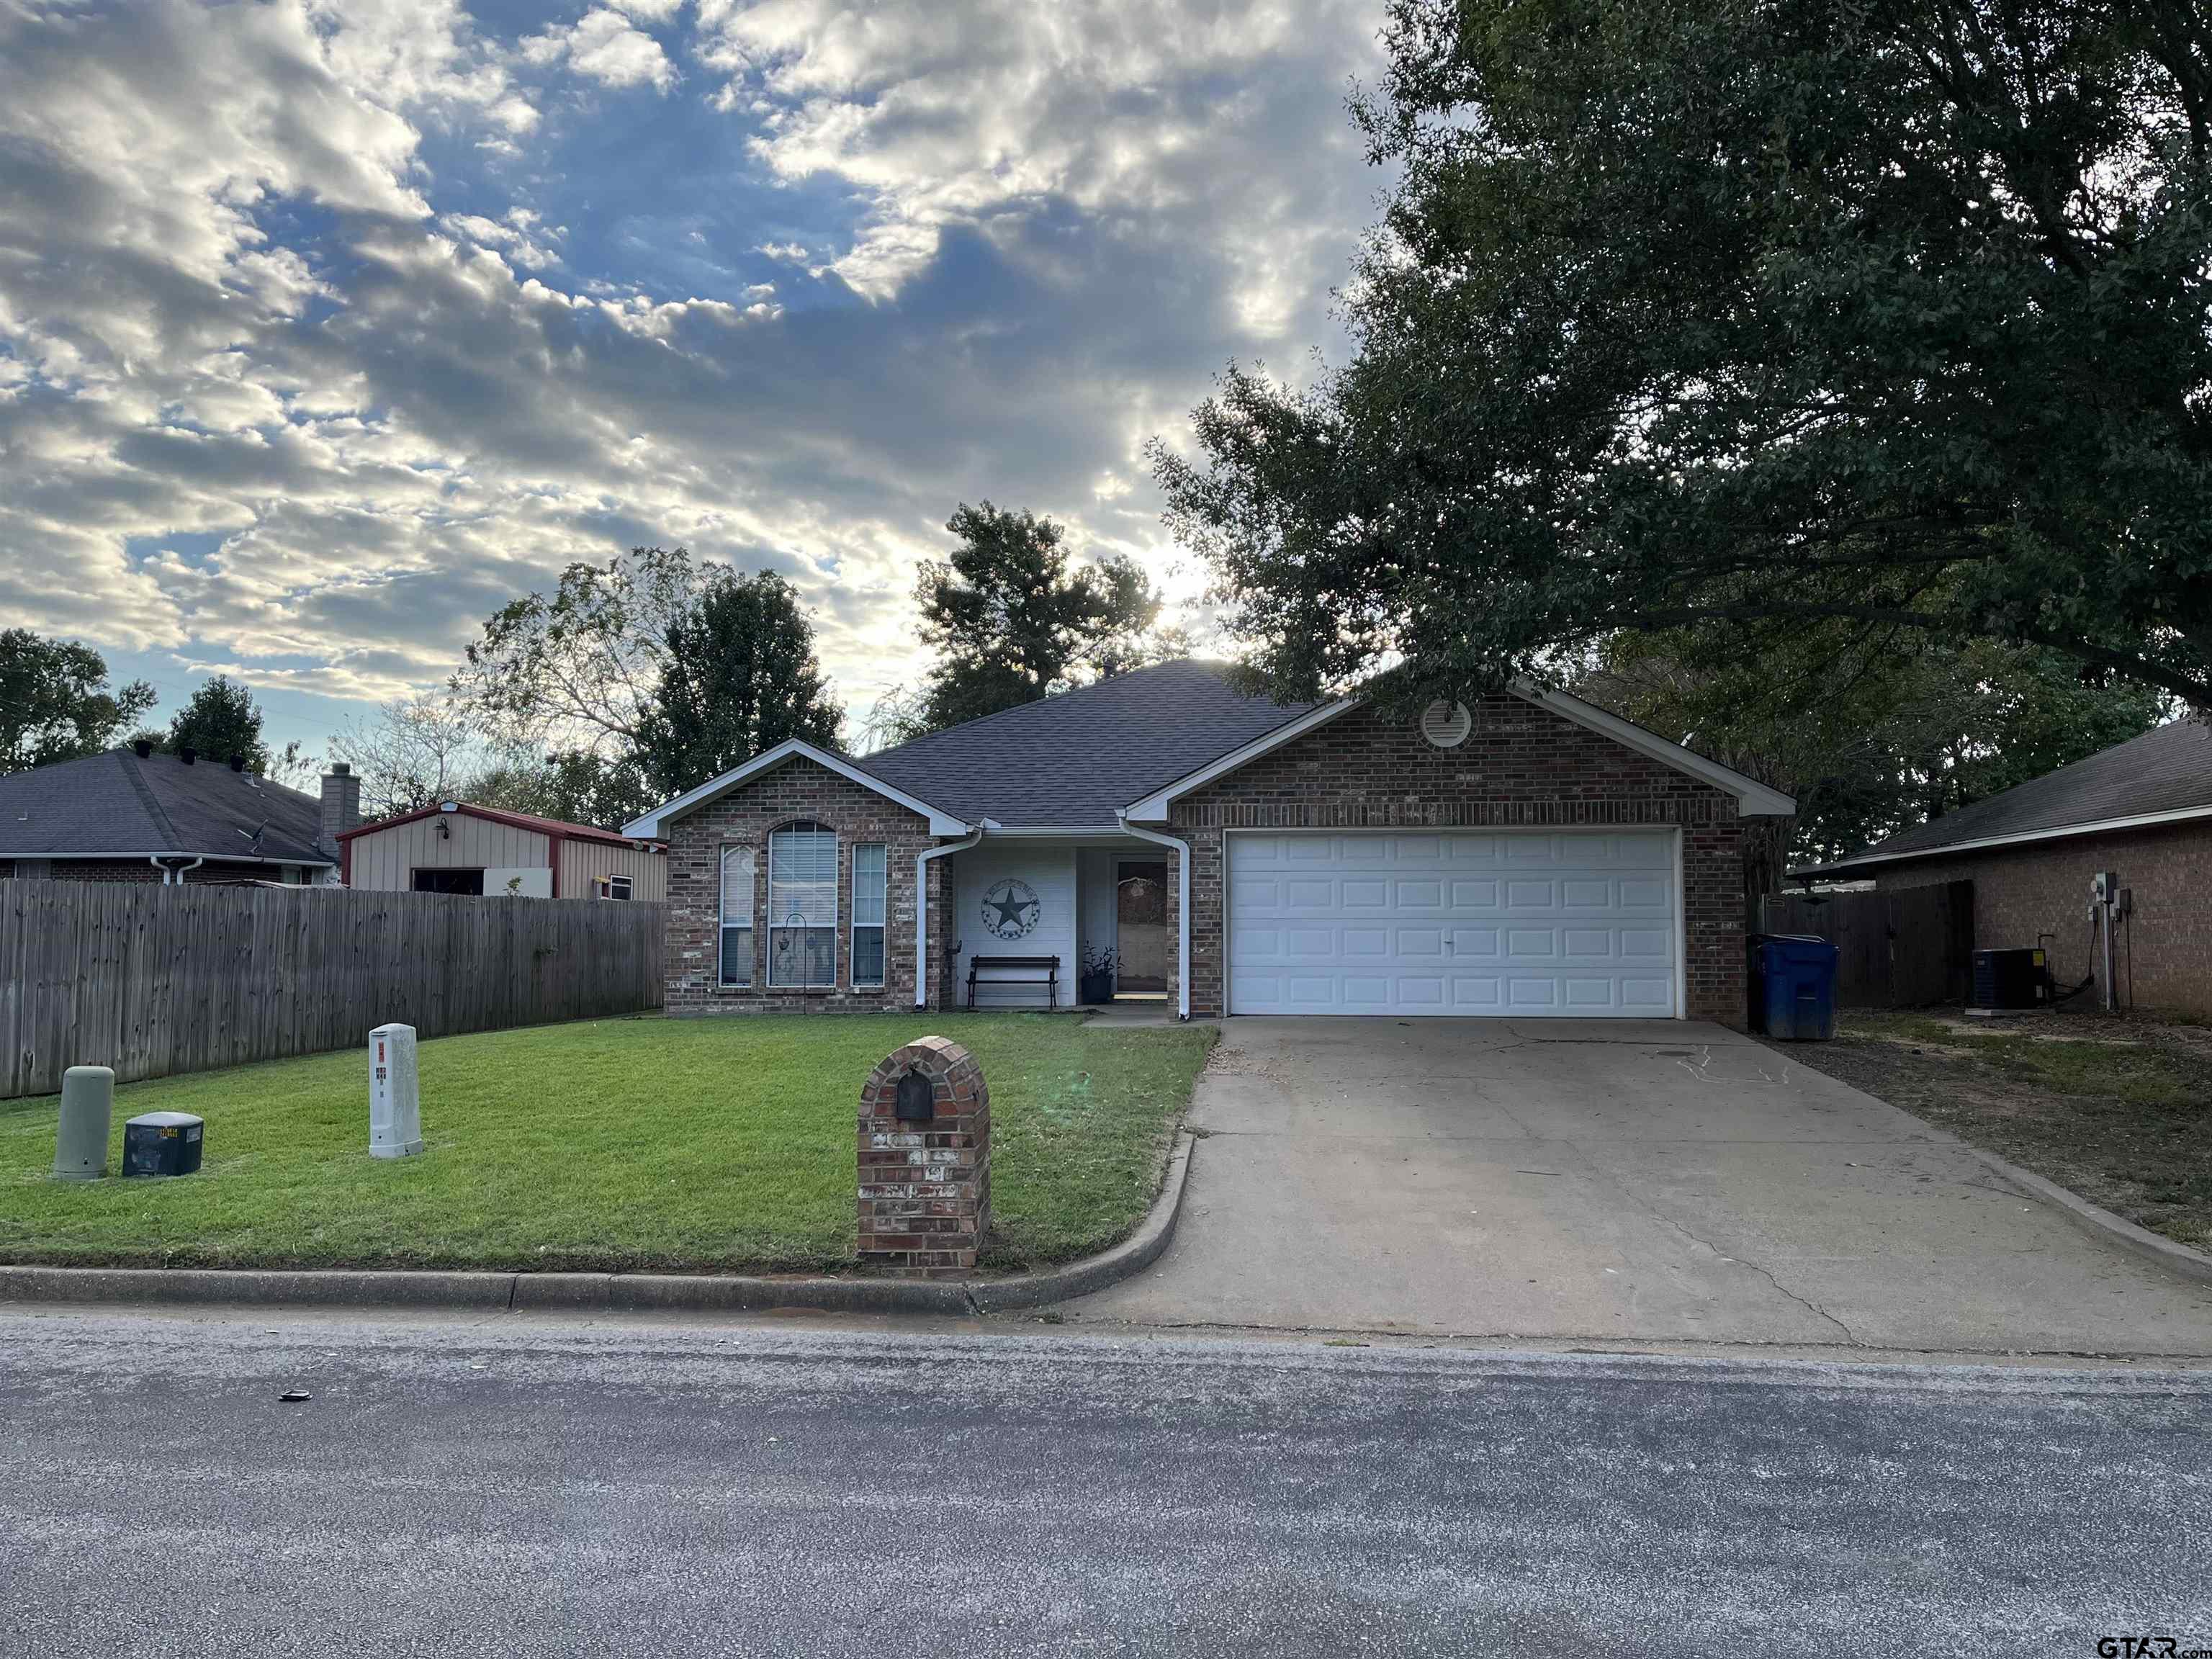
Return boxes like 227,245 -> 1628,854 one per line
525,8 -> 678,93
693,0 -> 1377,305
0,0 -> 1378,745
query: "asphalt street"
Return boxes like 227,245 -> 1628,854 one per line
1,1308 -> 2208,1658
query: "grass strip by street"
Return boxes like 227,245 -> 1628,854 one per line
1784,1009 -> 2212,1251
0,1012 -> 1213,1274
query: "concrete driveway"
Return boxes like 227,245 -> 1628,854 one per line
1067,1019 -> 2212,1354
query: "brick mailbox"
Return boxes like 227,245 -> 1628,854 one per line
858,1036 -> 990,1276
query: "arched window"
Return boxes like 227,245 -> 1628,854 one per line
768,822 -> 838,988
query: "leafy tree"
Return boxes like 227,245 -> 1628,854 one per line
328,693 -> 493,816
634,571 -> 842,793
1156,0 -> 2212,710
167,675 -> 270,770
1577,626 -> 2172,894
467,750 -> 656,830
855,685 -> 932,753
454,546 -> 700,758
915,502 -> 1172,731
0,629 -> 155,773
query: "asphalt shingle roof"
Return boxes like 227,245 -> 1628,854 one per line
0,748 -> 331,866
1810,719 -> 2212,873
851,660 -> 1320,827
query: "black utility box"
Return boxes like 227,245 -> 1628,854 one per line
122,1111 -> 204,1178
1971,948 -> 2049,1011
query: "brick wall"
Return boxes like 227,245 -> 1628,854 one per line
1876,821 -> 2212,1015
662,756 -> 950,1015
0,858 -> 286,884
1169,696 -> 1752,1025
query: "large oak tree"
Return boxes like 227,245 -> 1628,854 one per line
1156,0 -> 2212,709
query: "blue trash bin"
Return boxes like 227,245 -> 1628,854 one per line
1754,935 -> 1839,1041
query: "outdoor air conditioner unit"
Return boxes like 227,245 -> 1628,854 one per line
1970,948 -> 2048,1012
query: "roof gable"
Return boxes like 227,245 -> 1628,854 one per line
1120,681 -> 1797,820
624,739 -> 971,839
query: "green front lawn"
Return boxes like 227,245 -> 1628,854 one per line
0,1014 -> 1214,1274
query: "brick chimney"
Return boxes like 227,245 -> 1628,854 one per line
320,762 -> 362,857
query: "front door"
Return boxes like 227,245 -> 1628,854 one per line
1115,860 -> 1169,994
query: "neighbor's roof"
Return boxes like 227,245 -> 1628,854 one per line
1802,719 -> 2212,876
0,747 -> 332,866
854,660 -> 1321,827
338,801 -> 661,849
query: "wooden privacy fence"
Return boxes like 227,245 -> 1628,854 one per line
0,881 -> 666,1100
1760,881 -> 1975,1008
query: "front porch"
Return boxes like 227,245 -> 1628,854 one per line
940,835 -> 1177,1012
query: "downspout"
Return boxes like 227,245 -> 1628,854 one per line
1117,812 -> 1192,1021
148,855 -> 204,886
914,828 -> 984,1008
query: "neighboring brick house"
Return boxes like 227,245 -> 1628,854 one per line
627,660 -> 1794,1027
0,739 -> 361,885
1796,719 -> 2212,1016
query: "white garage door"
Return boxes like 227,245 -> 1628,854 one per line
1226,831 -> 1678,1017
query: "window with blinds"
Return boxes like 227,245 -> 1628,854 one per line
768,824 -> 838,988
719,845 -> 754,986
851,842 -> 887,987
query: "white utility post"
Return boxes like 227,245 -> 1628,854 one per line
368,1023 -> 425,1159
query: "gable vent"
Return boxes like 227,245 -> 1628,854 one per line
1421,700 -> 1472,749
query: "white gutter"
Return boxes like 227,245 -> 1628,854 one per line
1117,812 -> 1192,1021
914,829 -> 984,1007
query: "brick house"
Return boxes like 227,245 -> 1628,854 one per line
1796,719 -> 2212,1015
0,739 -> 361,885
627,661 -> 1794,1026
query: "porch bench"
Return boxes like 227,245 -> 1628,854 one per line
966,954 -> 1060,1010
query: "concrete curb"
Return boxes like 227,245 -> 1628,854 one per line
1959,1143 -> 2212,1289
969,1129 -> 1194,1313
0,1130 -> 1198,1318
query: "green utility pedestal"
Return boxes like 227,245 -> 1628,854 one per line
54,1066 -> 114,1181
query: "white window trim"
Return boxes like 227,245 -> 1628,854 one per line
719,844 -> 754,987
850,842 -> 887,989
768,824 -> 840,989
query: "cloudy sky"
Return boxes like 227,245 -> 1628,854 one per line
0,0 -> 1384,755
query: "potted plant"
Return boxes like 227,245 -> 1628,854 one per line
1079,945 -> 1117,1006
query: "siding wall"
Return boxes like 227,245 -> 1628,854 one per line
557,838 -> 668,902
1078,848 -> 1115,992
951,842 -> 1079,1008
348,816 -> 551,891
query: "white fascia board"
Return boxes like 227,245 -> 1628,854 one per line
623,739 -> 970,838
1799,804 -> 2212,876
1120,701 -> 1362,822
1514,684 -> 1799,817
974,824 -> 1128,838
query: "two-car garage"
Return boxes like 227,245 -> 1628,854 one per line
1225,830 -> 1681,1018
